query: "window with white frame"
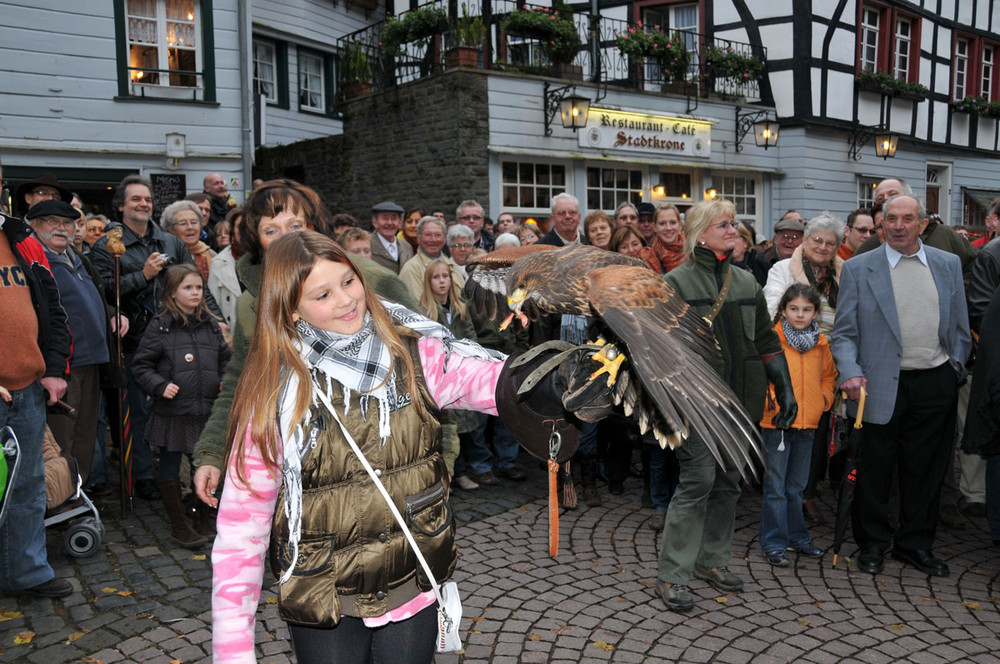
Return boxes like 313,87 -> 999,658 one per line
954,38 -> 969,100
501,161 -> 568,210
640,3 -> 699,82
711,174 -> 759,225
586,166 -> 643,212
299,51 -> 326,113
857,176 -> 880,209
859,6 -> 880,72
254,40 -> 277,102
893,17 -> 911,81
983,44 -> 995,100
125,0 -> 200,90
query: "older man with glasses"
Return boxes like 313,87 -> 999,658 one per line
15,173 -> 73,214
456,199 -> 494,252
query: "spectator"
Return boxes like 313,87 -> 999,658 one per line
86,214 -> 109,247
400,206 -> 423,252
759,212 -> 805,267
495,211 -> 518,236
71,208 -> 88,255
456,200 -> 494,252
517,222 -> 540,245
0,207 -> 72,598
614,201 -> 639,228
184,192 -> 215,248
215,218 -> 233,250
831,194 -> 970,577
838,208 -> 876,260
202,172 -> 238,226
650,203 -> 686,272
399,216 -> 464,299
583,211 -> 613,250
446,224 -> 474,276
368,201 -> 413,274
337,227 -> 373,260
208,207 -> 244,330
731,222 -> 769,285
636,202 -> 657,244
331,212 -> 359,237
162,200 -> 215,283
494,232 -> 520,250
972,197 -> 999,248
27,199 -> 125,486
539,193 -> 585,246
609,225 -> 662,273
15,173 -> 73,214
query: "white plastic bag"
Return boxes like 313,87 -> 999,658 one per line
436,580 -> 463,653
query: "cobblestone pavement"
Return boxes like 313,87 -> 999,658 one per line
2,457 -> 999,663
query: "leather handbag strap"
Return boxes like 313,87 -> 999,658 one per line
703,268 -> 733,325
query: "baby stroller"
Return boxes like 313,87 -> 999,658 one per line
0,426 -> 20,529
41,425 -> 105,558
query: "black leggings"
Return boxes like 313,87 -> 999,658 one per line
289,603 -> 437,664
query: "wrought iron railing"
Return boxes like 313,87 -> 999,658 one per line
336,1 -> 766,104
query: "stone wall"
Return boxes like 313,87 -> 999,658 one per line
255,69 -> 491,226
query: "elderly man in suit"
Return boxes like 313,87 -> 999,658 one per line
368,201 -> 413,274
831,194 -> 971,577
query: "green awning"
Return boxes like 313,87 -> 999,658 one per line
965,188 -> 1000,212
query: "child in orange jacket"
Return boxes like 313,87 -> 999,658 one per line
760,284 -> 838,566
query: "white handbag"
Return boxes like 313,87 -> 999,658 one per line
314,389 -> 463,653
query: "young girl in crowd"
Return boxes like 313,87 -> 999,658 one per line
760,283 -> 837,566
132,265 -> 231,549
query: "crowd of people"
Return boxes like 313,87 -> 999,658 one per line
1,165 -> 999,662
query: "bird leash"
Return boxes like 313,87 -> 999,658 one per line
548,428 -> 562,557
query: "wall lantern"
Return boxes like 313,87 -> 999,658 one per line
735,106 -> 779,151
544,82 -> 590,136
849,123 -> 899,161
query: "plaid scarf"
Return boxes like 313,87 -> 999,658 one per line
782,318 -> 820,354
275,300 -> 503,582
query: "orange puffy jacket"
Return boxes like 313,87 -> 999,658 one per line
761,323 -> 838,430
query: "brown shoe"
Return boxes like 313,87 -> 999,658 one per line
803,499 -> 825,524
497,467 -> 527,481
472,471 -> 500,486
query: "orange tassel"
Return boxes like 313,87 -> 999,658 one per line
548,458 -> 559,557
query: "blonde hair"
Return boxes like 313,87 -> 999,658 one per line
683,199 -> 737,257
419,260 -> 467,324
225,231 -> 423,485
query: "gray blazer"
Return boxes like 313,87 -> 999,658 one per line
830,243 -> 971,425
369,233 -> 414,275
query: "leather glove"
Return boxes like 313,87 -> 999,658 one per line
557,344 -> 618,423
763,353 -> 798,429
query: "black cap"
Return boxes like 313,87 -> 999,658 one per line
25,199 -> 80,221
371,201 -> 404,214
637,202 -> 656,217
15,173 -> 74,206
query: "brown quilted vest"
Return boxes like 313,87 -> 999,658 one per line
269,336 -> 455,627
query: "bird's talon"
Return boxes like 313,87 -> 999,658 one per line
588,343 -> 625,387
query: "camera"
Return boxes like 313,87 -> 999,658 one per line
158,252 -> 173,264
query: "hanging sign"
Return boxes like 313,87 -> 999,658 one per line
580,107 -> 713,158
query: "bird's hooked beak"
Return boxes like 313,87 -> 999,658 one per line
500,287 -> 530,331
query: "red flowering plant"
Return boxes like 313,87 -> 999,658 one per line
502,1 -> 582,65
703,43 -> 764,81
616,25 -> 690,81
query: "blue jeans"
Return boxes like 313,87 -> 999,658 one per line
760,428 -> 814,554
490,417 -> 520,471
0,382 -> 56,591
461,413 -> 494,475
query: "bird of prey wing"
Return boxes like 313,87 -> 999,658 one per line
586,266 -> 763,480
464,244 -> 557,321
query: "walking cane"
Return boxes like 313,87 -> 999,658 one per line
105,227 -> 132,513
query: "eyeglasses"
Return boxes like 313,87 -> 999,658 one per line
450,242 -> 472,250
617,214 -> 638,221
713,220 -> 740,230
174,220 -> 201,229
808,235 -> 838,248
779,233 -> 802,241
31,189 -> 59,199
36,216 -> 75,228
554,210 -> 579,217
851,226 -> 875,235
458,215 -> 483,222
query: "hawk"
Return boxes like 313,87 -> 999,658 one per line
465,243 -> 763,481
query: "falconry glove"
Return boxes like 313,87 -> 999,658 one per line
763,353 -> 798,429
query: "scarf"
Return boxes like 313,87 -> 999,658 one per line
800,255 -> 838,309
276,300 -> 504,582
651,234 -> 687,273
782,318 -> 820,354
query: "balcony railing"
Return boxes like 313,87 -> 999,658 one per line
337,1 -> 766,104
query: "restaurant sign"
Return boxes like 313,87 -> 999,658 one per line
580,108 -> 713,158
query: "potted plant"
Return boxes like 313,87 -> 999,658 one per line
341,40 -> 371,98
502,0 -> 582,72
703,43 -> 764,82
952,95 -> 992,117
615,27 -> 690,83
855,69 -> 929,100
447,4 -> 484,68
381,5 -> 449,57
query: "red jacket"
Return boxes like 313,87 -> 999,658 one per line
761,323 -> 837,430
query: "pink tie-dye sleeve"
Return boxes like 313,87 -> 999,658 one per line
418,336 -> 504,415
211,426 -> 280,664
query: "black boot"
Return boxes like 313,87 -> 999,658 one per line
579,455 -> 601,507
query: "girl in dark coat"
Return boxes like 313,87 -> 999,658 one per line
133,264 -> 231,548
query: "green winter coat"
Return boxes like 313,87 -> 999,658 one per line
664,247 -> 781,421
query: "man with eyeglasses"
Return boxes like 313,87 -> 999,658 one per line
368,201 -> 413,275
761,211 -> 805,266
456,200 -> 494,252
15,173 -> 73,214
839,209 -> 876,261
399,215 -> 464,300
27,200 -> 125,490
540,193 -> 587,246
614,201 -> 639,228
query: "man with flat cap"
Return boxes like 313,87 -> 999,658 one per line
16,173 -> 73,214
27,200 -> 125,486
368,201 -> 413,274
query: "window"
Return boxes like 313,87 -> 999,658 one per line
955,37 -> 970,100
501,161 -> 567,210
857,176 -> 880,209
586,167 -> 643,212
254,40 -> 277,101
711,174 -> 759,225
640,3 -> 699,83
115,0 -> 215,102
297,49 -> 335,115
983,44 -> 995,100
856,4 -> 919,82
